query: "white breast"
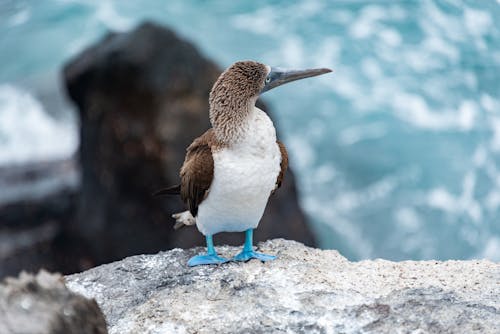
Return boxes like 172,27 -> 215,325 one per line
196,107 -> 281,236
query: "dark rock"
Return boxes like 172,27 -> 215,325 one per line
0,158 -> 80,278
0,270 -> 107,334
62,21 -> 314,265
66,239 -> 500,334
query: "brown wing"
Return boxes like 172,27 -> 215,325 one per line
276,140 -> 288,190
180,129 -> 216,217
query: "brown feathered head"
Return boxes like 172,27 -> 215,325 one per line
209,60 -> 332,143
209,61 -> 268,107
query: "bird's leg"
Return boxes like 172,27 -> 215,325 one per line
187,235 -> 229,267
232,229 -> 276,262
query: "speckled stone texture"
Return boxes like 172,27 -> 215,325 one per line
66,239 -> 500,334
0,270 -> 107,334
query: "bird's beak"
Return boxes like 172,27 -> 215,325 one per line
260,67 -> 332,94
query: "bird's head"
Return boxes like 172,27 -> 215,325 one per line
209,60 -> 331,142
210,60 -> 332,105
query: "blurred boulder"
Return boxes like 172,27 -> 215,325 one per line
0,270 -> 107,334
0,159 -> 79,278
63,22 -> 314,266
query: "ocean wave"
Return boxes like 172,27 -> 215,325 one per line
0,84 -> 77,165
392,94 -> 477,131
1,0 -> 499,261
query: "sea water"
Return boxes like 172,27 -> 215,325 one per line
1,0 -> 499,261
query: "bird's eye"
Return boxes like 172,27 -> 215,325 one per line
265,76 -> 271,84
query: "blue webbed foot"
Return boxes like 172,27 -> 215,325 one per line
188,234 -> 229,267
232,250 -> 276,263
188,254 -> 229,267
233,229 -> 276,263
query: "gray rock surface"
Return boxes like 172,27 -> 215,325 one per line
0,270 -> 107,334
66,239 -> 500,334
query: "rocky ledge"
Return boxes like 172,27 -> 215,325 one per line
1,271 -> 107,334
66,239 -> 500,333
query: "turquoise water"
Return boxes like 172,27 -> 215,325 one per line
1,0 -> 500,261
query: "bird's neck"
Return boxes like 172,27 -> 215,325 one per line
209,96 -> 257,145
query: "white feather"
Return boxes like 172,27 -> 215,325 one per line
196,107 -> 281,236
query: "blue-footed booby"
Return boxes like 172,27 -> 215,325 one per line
155,61 -> 331,266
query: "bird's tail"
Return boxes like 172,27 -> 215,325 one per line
153,185 -> 196,230
152,184 -> 181,197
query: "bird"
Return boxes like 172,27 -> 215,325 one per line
155,61 -> 331,266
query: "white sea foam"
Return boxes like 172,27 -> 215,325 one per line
331,175 -> 399,213
477,237 -> 500,261
473,153 -> 500,219
331,10 -> 353,24
480,94 -> 499,113
489,117 -> 500,152
378,28 -> 402,47
304,170 -> 417,259
485,190 -> 500,212
61,0 -> 135,57
394,207 -> 421,232
427,171 -> 482,223
293,0 -> 324,17
304,197 -> 374,259
314,164 -> 336,183
230,7 -> 278,35
427,188 -> 457,213
404,49 -> 442,73
95,0 -> 133,32
472,145 -> 487,167
0,84 -> 77,165
280,36 -> 305,68
338,123 -> 387,146
464,8 -> 493,37
421,1 -> 465,42
313,37 -> 340,70
8,8 -> 31,27
422,36 -> 459,63
349,5 -> 386,39
325,69 -> 363,100
287,136 -> 316,170
361,58 -> 382,79
392,94 -> 477,131
387,5 -> 407,21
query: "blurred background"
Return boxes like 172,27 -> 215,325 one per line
1,0 -> 499,278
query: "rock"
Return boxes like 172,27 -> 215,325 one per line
62,21 -> 314,266
66,239 -> 500,334
0,158 -> 80,278
0,270 -> 107,334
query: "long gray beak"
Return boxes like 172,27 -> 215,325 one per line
261,67 -> 332,94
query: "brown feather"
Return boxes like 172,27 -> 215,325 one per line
152,184 -> 180,196
276,140 -> 288,190
180,129 -> 222,216
209,61 -> 268,143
